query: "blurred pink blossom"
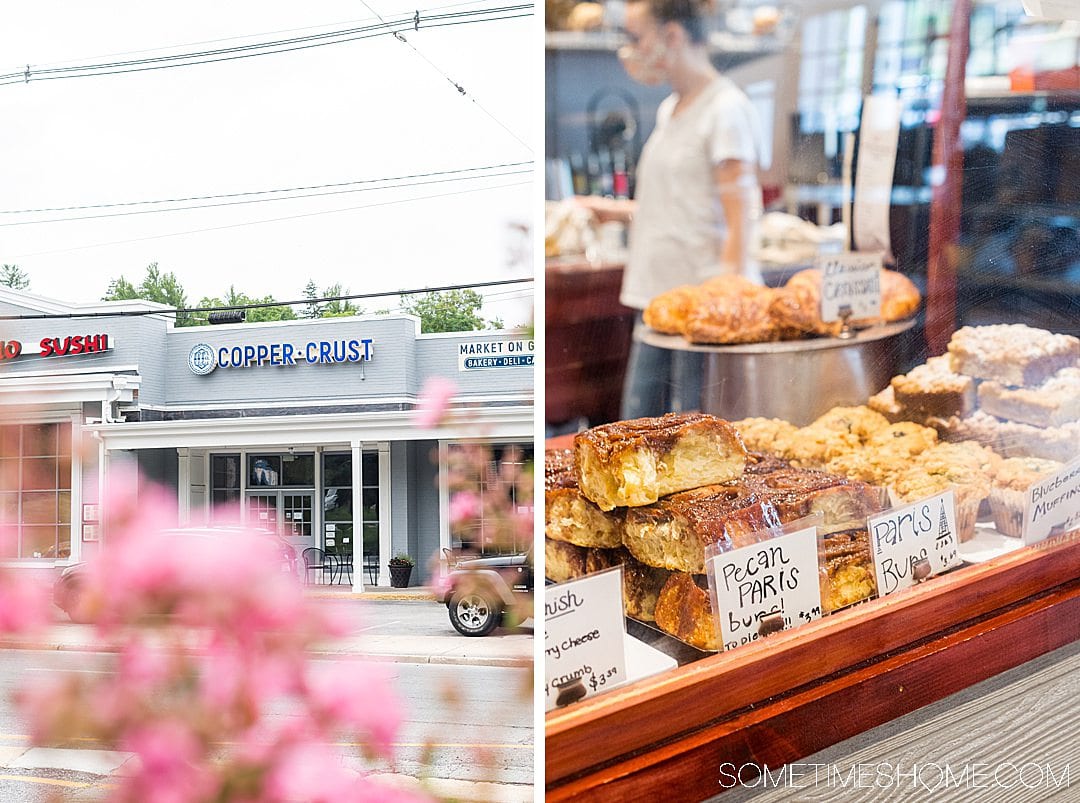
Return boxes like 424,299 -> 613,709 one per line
414,377 -> 456,428
307,659 -> 402,758
449,491 -> 482,526
0,572 -> 50,634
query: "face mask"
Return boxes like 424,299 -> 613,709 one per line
618,39 -> 668,86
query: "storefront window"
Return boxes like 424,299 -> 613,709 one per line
323,453 -> 353,560
450,443 -> 533,557
248,454 -> 313,488
0,422 -> 72,559
211,454 -> 241,517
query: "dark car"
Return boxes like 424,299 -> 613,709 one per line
442,549 -> 534,637
53,526 -> 299,623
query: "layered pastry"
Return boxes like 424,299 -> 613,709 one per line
545,537 -> 591,583
746,467 -> 885,534
642,285 -> 700,335
543,539 -> 671,621
683,280 -> 784,344
978,367 -> 1080,428
891,355 -> 977,419
544,448 -> 624,548
768,268 -> 921,337
744,450 -> 793,476
583,546 -> 672,622
948,324 -> 1080,387
820,529 -> 877,612
779,424 -> 861,468
810,405 -> 891,443
574,413 -> 748,510
945,412 -> 1080,463
733,417 -> 799,455
622,483 -> 780,574
989,457 -> 1064,537
653,573 -> 718,651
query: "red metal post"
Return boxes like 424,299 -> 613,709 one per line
925,0 -> 972,355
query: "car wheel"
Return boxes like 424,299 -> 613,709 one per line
58,581 -> 93,624
448,590 -> 501,637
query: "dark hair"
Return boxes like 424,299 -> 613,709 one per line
636,0 -> 712,44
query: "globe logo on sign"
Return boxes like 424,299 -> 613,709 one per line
188,343 -> 217,375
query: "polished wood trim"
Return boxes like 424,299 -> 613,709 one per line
547,574 -> 1080,801
546,531 -> 1080,790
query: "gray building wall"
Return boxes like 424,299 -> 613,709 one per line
0,309 -> 171,406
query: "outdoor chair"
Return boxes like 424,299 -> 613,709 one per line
335,552 -> 353,585
364,554 -> 379,585
301,547 -> 327,584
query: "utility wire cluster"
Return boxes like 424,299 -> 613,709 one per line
0,162 -> 532,227
0,277 -> 534,321
0,4 -> 533,87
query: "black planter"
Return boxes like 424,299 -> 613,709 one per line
389,564 -> 413,588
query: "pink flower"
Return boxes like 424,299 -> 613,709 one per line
449,491 -> 481,526
414,377 -> 456,427
0,572 -> 50,634
306,660 -> 402,758
262,742 -> 358,802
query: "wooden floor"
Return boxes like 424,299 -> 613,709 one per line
715,639 -> 1080,802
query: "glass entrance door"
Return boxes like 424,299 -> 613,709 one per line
247,491 -> 315,556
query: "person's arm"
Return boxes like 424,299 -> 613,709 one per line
713,158 -> 759,272
573,195 -> 637,224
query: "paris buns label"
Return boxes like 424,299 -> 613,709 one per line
868,490 -> 961,595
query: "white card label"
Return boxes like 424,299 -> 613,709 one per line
544,567 -> 627,712
853,94 -> 902,254
1023,458 -> 1080,545
1023,0 -> 1080,20
869,491 -> 961,595
817,252 -> 883,322
706,526 -> 822,652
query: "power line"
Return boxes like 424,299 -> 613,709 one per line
360,0 -> 531,153
0,277 -> 534,321
25,0 -> 496,68
0,161 -> 531,216
0,168 -> 531,227
3,180 -> 531,259
0,7 -> 533,86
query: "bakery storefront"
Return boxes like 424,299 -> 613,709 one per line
546,1 -> 1080,799
0,288 -> 534,589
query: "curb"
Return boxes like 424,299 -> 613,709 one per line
304,592 -> 438,601
0,640 -> 532,668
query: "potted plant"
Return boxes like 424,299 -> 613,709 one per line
388,554 -> 415,588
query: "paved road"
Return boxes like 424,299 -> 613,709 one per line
0,638 -> 533,799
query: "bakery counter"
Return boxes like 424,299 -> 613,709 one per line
545,510 -> 1080,801
547,257 -> 635,427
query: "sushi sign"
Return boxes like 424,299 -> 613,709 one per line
0,334 -> 113,362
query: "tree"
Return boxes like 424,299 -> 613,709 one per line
104,263 -> 197,326
301,279 -> 323,319
302,280 -> 358,319
321,282 -> 359,318
399,288 -> 500,333
197,286 -> 297,324
0,264 -> 29,290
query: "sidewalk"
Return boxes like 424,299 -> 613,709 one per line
1,589 -> 533,668
0,747 -> 534,802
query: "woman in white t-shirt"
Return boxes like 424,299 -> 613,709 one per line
584,0 -> 765,418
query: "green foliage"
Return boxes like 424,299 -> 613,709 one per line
0,264 -> 29,290
399,289 -> 495,334
197,285 -> 297,324
103,263 -> 198,326
303,279 -> 359,318
389,553 -> 415,567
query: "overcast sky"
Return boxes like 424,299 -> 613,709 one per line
0,1 -> 537,326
